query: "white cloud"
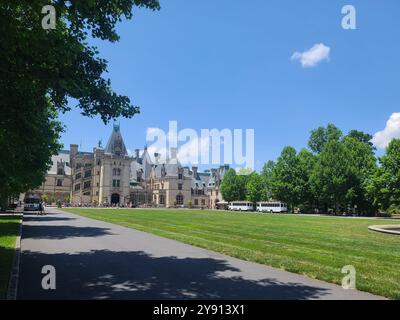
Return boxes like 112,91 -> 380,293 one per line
372,112 -> 400,149
291,43 -> 331,68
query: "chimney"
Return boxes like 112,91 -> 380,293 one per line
135,149 -> 140,159
192,166 -> 198,179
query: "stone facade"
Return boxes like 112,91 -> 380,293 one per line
22,151 -> 72,203
26,125 -> 228,208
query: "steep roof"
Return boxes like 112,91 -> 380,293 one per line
105,124 -> 128,156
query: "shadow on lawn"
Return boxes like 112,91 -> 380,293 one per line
17,249 -> 331,300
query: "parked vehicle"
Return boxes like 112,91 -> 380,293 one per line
229,201 -> 254,211
256,201 -> 288,213
24,196 -> 41,211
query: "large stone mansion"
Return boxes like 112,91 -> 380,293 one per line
25,125 -> 228,209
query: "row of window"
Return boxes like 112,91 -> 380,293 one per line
113,168 -> 122,176
76,163 -> 92,169
192,189 -> 205,196
75,170 -> 91,180
194,199 -> 206,206
74,179 -> 122,191
112,179 -> 121,188
74,181 -> 92,191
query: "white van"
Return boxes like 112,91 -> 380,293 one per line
229,201 -> 254,212
24,196 -> 41,211
256,202 -> 288,213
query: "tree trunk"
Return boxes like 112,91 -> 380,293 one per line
0,194 -> 9,212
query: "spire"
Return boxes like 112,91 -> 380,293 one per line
105,124 -> 128,156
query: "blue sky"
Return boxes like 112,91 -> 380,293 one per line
59,0 -> 400,171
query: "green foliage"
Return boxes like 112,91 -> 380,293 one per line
1,0 -> 160,122
260,126 -> 380,215
0,215 -> 21,298
368,139 -> 400,211
260,160 -> 275,200
218,124 -> 396,215
0,100 -> 63,210
220,169 -> 240,202
268,146 -> 301,210
0,1 -> 160,207
308,123 -> 342,154
347,130 -> 375,150
342,136 -> 377,213
310,140 -> 353,211
245,173 -> 266,203
296,149 -> 317,211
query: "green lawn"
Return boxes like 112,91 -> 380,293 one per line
62,208 -> 400,299
0,215 -> 21,299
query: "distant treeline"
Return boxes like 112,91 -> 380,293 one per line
220,124 -> 400,216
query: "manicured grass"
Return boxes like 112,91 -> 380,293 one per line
0,215 -> 21,299
62,208 -> 400,299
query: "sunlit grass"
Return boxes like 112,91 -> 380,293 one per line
0,215 -> 21,299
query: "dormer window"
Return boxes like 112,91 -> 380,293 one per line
57,168 -> 64,175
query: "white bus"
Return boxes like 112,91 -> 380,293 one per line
229,201 -> 254,212
256,202 -> 288,213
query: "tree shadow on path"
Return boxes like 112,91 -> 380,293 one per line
17,249 -> 331,300
21,224 -> 113,240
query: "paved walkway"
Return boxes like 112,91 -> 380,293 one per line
17,209 -> 383,300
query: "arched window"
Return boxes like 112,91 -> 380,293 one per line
176,194 -> 184,205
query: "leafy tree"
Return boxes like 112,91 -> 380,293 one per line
0,101 -> 63,210
236,174 -> 249,201
220,169 -> 240,202
296,149 -> 316,211
269,146 -> 301,210
368,139 -> 400,212
0,1 -> 160,209
310,140 -> 353,213
261,160 -> 275,200
308,123 -> 343,154
347,130 -> 375,150
245,173 -> 266,203
342,136 -> 377,214
41,194 -> 49,204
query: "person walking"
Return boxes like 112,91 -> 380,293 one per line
39,200 -> 45,215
